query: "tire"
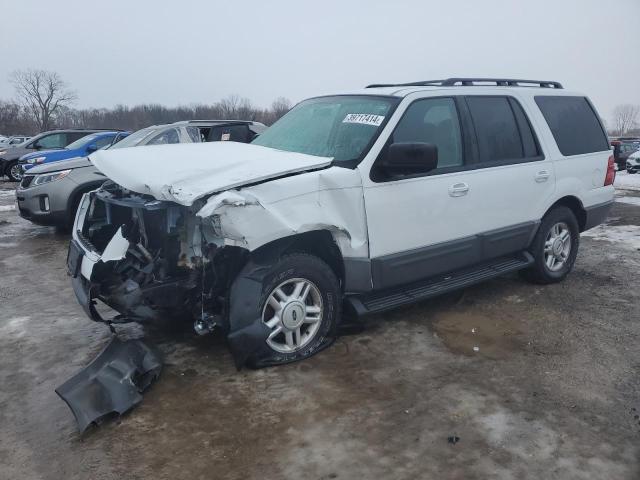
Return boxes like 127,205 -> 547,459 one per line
246,253 -> 341,365
521,206 -> 580,284
59,193 -> 84,233
628,169 -> 637,174
6,161 -> 22,182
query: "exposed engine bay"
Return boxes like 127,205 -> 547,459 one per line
75,181 -> 247,335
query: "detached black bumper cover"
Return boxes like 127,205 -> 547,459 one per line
55,336 -> 162,433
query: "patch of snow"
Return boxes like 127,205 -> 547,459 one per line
614,171 -> 640,191
0,204 -> 16,212
615,195 -> 640,207
581,224 -> 640,250
0,316 -> 30,338
0,189 -> 16,199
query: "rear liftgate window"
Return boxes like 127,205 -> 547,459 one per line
535,96 -> 610,156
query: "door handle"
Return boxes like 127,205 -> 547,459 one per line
448,182 -> 469,197
535,170 -> 551,183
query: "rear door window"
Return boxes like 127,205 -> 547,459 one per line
186,126 -> 203,142
36,133 -> 68,149
148,128 -> 180,145
94,135 -> 114,150
66,132 -> 90,143
535,96 -> 609,156
465,96 -> 527,162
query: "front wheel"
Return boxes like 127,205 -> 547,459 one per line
6,161 -> 22,182
255,253 -> 340,365
521,206 -> 579,284
627,169 -> 637,174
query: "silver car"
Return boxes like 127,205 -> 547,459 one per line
16,120 -> 266,230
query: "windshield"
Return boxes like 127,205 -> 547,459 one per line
109,126 -> 160,149
252,96 -> 397,163
65,134 -> 100,150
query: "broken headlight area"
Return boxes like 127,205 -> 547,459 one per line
75,182 -> 246,331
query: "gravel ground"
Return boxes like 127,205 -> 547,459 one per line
0,179 -> 639,480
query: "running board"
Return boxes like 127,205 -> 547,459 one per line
346,253 -> 534,316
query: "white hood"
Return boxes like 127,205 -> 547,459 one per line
90,142 -> 332,206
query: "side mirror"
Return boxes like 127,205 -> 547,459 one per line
33,143 -> 42,150
86,144 -> 98,153
380,142 -> 438,176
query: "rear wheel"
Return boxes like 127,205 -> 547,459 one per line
6,161 -> 22,182
521,206 -> 579,284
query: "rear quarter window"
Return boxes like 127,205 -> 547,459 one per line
535,96 -> 609,156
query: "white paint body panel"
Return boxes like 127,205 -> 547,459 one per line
90,142 -> 332,206
363,161 -> 557,258
198,167 -> 368,257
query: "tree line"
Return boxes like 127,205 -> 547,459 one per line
1,69 -> 291,136
2,69 -> 640,138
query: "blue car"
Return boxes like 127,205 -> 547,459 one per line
19,131 -> 129,175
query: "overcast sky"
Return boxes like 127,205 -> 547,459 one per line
1,0 -> 638,123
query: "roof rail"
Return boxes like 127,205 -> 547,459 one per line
366,78 -> 563,89
171,120 -> 253,125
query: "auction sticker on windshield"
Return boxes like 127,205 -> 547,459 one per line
342,113 -> 385,126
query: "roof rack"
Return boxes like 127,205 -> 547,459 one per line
366,78 -> 563,89
172,120 -> 254,125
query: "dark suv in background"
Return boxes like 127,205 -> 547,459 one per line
0,129 -> 120,181
610,137 -> 640,170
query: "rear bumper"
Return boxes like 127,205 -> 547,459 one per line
583,200 -> 613,231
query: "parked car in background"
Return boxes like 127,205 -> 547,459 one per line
67,78 -> 614,368
0,135 -> 31,146
610,137 -> 640,170
17,120 -> 264,230
0,129 -> 122,181
118,119 -> 266,148
626,150 -> 640,173
18,131 -> 129,176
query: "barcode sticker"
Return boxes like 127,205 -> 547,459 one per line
342,113 -> 385,126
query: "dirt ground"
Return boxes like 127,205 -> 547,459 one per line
1,179 -> 639,480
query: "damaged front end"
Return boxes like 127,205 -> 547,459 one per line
69,181 -> 246,334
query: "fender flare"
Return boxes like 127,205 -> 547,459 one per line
225,236 -> 336,369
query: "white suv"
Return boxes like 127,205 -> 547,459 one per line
68,78 -> 615,368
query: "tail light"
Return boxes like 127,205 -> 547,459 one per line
604,155 -> 616,186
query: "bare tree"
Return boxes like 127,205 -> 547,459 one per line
0,95 -> 295,133
218,94 -> 241,119
612,104 -> 640,136
10,69 -> 77,132
270,97 -> 291,119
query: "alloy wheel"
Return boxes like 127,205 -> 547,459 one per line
262,277 -> 323,353
544,222 -> 571,272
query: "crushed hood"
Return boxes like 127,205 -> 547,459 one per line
89,142 -> 332,206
